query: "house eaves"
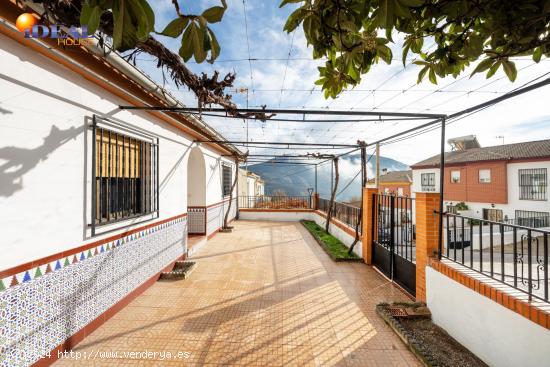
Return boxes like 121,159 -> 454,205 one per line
3,1 -> 243,157
411,139 -> 550,169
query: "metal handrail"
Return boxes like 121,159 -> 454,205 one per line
437,211 -> 550,234
438,211 -> 549,303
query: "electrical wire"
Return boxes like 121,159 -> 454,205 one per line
380,71 -> 550,147
279,30 -> 296,107
242,0 -> 255,107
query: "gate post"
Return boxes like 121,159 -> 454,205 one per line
362,187 -> 379,264
415,192 -> 441,302
313,192 -> 319,210
389,195 -> 395,278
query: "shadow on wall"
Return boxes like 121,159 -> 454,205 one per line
0,125 -> 84,197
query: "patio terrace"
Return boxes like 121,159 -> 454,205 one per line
53,221 -> 419,366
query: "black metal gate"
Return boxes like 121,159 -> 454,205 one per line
372,193 -> 416,296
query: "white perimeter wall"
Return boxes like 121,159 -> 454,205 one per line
238,211 -> 362,258
426,267 -> 550,367
0,33 -> 235,270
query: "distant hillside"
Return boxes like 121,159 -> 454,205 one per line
244,154 -> 408,201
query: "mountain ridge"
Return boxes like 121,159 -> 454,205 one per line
244,153 -> 408,201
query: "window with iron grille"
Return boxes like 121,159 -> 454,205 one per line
518,168 -> 547,200
222,165 -> 232,197
92,124 -> 158,228
515,210 -> 550,228
421,172 -> 436,191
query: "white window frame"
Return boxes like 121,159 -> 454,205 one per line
450,170 -> 461,183
479,169 -> 491,183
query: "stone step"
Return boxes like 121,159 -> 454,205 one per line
158,261 -> 197,281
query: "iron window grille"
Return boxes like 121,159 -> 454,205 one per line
421,172 -> 436,191
222,164 -> 232,197
519,168 -> 547,200
91,116 -> 159,235
515,210 -> 550,228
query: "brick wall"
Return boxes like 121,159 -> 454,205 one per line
379,183 -> 411,196
361,187 -> 379,265
415,192 -> 441,302
444,161 -> 507,204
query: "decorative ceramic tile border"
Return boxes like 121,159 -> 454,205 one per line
207,198 -> 237,236
0,215 -> 187,367
0,214 -> 187,290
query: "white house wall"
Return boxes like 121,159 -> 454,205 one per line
426,267 -> 550,367
506,161 -> 550,216
411,168 -> 441,193
0,33 -> 200,268
0,33 -> 235,366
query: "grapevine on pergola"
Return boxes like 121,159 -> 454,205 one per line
34,0 -> 273,120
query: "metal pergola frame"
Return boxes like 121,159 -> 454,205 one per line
119,75 -> 550,259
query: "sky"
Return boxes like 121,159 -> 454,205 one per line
133,0 -> 550,168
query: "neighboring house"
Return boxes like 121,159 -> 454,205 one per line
411,136 -> 550,227
0,11 -> 239,365
368,169 -> 413,196
238,168 -> 265,197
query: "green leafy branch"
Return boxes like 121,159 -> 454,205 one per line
81,0 -> 227,63
158,0 -> 227,63
281,0 -> 550,98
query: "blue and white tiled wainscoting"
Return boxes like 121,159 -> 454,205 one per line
0,215 -> 187,367
206,199 -> 237,236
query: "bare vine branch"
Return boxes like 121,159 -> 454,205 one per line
37,0 -> 273,121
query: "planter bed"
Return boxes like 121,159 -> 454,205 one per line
376,302 -> 487,367
300,220 -> 362,262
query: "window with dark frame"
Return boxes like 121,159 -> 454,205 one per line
93,126 -> 158,226
421,172 -> 436,191
222,165 -> 232,197
518,168 -> 547,200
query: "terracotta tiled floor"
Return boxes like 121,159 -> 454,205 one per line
53,221 -> 420,366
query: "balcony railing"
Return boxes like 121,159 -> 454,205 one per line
441,212 -> 550,302
239,195 -> 312,209
318,197 -> 361,232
